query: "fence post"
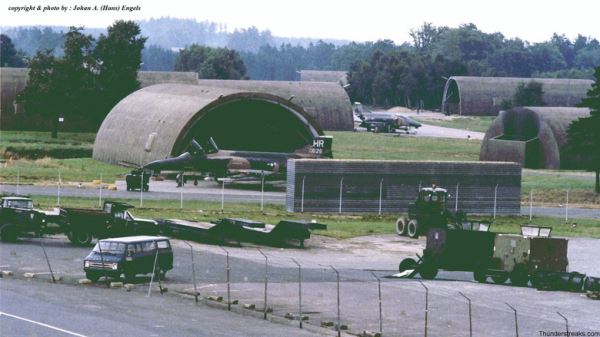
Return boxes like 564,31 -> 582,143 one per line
338,177 -> 344,214
96,240 -> 110,287
565,189 -> 570,223
505,302 -> 519,337
459,292 -> 472,337
183,241 -> 199,302
557,312 -> 569,335
300,176 -> 306,213
39,240 -> 56,283
57,172 -> 61,206
330,265 -> 341,337
292,258 -> 303,329
221,179 -> 225,212
17,169 -> 20,194
378,178 -> 384,215
139,171 -> 144,208
260,172 -> 265,212
529,190 -> 533,222
419,281 -> 428,337
257,248 -> 268,320
220,246 -> 231,310
370,272 -> 383,335
455,182 -> 459,212
493,184 -> 499,219
147,241 -> 163,297
98,174 -> 103,207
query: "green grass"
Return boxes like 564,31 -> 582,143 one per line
327,131 -> 481,161
31,195 -> 600,239
522,169 -> 599,205
413,116 -> 496,133
0,130 -> 95,159
0,158 -> 129,184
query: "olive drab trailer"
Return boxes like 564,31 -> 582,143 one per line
483,225 -> 569,286
398,226 -> 495,280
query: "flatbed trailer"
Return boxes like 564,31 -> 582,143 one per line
156,217 -> 327,247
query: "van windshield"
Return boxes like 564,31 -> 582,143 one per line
93,241 -> 126,254
5,199 -> 33,209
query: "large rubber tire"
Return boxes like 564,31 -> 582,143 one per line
70,231 -> 92,246
473,270 -> 487,283
492,275 -> 509,284
510,264 -> 529,287
0,225 -> 18,242
124,270 -> 136,283
407,220 -> 419,238
86,272 -> 100,282
399,258 -> 417,272
395,218 -> 408,236
419,264 -> 438,280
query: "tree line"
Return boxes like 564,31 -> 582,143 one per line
13,21 -> 146,138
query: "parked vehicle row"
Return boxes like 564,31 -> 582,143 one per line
0,196 -> 326,248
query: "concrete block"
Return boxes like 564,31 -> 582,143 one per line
243,303 -> 255,310
336,324 -> 348,330
208,296 -> 223,302
321,321 -> 334,327
78,278 -> 92,285
110,282 -> 123,288
363,330 -> 382,337
2,270 -> 14,277
23,273 -> 36,278
124,284 -> 135,291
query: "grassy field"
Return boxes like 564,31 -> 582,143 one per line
32,195 -> 600,239
327,131 -> 481,161
0,158 -> 129,184
413,116 -> 496,133
0,131 -> 95,159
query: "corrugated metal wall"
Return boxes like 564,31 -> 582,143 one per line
286,159 -> 521,215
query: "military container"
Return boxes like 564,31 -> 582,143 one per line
485,226 -> 568,286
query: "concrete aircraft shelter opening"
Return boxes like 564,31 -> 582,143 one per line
93,84 -> 323,166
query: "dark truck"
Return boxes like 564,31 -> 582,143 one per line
0,196 -> 49,241
60,201 -> 158,245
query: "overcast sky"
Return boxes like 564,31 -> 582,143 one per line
2,0 -> 598,43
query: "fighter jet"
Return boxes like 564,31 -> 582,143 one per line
358,112 -> 422,134
142,136 -> 332,184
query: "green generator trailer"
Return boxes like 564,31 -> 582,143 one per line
481,225 -> 568,286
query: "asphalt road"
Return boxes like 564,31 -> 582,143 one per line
2,236 -> 599,337
0,272 -> 318,337
2,183 -> 598,220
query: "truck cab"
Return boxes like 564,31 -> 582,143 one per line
61,201 -> 158,246
0,196 -> 47,241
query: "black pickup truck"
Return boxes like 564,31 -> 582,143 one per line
0,196 -> 49,242
60,201 -> 158,245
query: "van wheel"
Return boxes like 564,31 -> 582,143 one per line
395,218 -> 408,236
407,220 -> 419,238
70,231 -> 92,246
86,272 -> 100,282
124,270 -> 136,283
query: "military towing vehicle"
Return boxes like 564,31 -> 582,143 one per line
395,185 -> 485,238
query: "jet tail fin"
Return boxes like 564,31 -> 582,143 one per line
310,135 -> 333,158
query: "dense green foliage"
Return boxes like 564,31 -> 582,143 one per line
141,45 -> 177,71
175,44 -> 247,79
566,66 -> 600,193
0,34 -> 26,67
16,22 -> 146,137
